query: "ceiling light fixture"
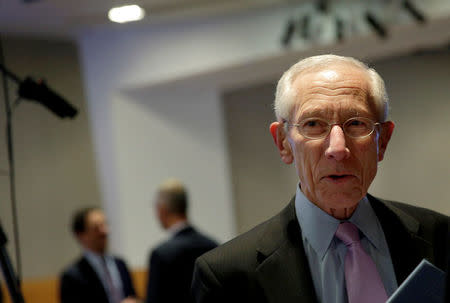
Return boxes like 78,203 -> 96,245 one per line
365,12 -> 388,38
402,0 -> 426,23
108,5 -> 145,23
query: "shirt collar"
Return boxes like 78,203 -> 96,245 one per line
168,221 -> 189,236
295,185 -> 339,260
295,185 -> 382,259
84,249 -> 105,267
348,196 -> 383,251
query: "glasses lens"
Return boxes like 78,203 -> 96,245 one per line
343,117 -> 374,137
300,118 -> 329,138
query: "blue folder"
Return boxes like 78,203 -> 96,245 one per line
387,259 -> 446,303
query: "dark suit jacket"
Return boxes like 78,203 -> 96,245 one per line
146,226 -> 217,303
191,194 -> 450,303
60,256 -> 136,303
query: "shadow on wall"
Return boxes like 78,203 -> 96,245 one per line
222,81 -> 298,234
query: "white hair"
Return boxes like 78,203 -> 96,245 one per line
274,54 -> 389,122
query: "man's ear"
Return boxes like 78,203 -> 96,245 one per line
378,121 -> 395,162
270,122 -> 293,164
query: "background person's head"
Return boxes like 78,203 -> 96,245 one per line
155,178 -> 188,230
270,55 -> 395,219
72,207 -> 109,255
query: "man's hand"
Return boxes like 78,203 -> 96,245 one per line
121,297 -> 142,303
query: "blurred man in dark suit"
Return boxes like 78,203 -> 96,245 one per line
60,207 -> 138,303
146,179 -> 217,303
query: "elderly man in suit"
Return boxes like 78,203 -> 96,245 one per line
60,207 -> 138,303
146,179 -> 217,303
191,54 -> 450,303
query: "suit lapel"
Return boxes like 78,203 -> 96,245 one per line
79,257 -> 109,302
256,199 -> 317,303
254,194 -> 435,302
368,195 -> 434,284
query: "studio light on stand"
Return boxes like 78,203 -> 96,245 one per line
0,224 -> 24,303
18,77 -> 77,118
0,61 -> 77,303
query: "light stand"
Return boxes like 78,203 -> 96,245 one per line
0,221 -> 24,303
0,61 -> 78,303
0,62 -> 23,303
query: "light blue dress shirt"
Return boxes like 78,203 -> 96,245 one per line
294,185 -> 398,303
84,250 -> 125,302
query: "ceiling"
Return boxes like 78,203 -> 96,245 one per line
0,0 -> 299,39
1,0 -> 449,41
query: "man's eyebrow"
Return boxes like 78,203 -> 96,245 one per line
299,108 -> 328,118
298,108 -> 371,120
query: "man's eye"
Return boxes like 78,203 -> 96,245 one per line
347,119 -> 369,128
304,120 -> 323,128
349,120 -> 363,126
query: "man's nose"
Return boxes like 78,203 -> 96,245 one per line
324,125 -> 350,161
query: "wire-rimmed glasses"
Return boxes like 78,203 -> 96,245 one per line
285,117 -> 381,139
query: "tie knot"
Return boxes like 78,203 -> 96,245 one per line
335,222 -> 360,246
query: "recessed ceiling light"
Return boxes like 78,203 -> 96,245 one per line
108,5 -> 145,24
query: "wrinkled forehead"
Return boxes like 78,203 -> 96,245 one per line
290,63 -> 376,118
293,62 -> 371,92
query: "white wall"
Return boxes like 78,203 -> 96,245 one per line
369,52 -> 450,213
114,85 -> 235,263
78,2 -> 450,269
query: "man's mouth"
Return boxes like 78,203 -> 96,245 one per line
329,174 -> 350,180
323,174 -> 355,183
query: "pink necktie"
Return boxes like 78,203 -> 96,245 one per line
335,222 -> 388,303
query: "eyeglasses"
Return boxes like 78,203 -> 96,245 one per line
286,117 -> 381,140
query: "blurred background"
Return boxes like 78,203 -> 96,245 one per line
0,0 -> 449,301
